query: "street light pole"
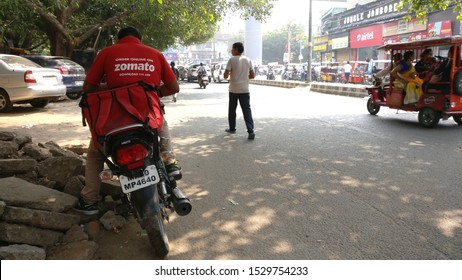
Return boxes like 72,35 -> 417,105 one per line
307,0 -> 312,83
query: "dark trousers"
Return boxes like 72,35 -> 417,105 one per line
345,73 -> 350,83
228,92 -> 254,133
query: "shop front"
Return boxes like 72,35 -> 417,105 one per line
331,32 -> 350,63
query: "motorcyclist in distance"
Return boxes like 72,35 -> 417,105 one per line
197,63 -> 206,85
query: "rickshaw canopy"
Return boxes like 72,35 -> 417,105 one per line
377,36 -> 462,51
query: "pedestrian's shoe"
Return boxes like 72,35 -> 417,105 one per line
166,160 -> 182,180
248,132 -> 255,140
225,128 -> 236,134
73,197 -> 99,215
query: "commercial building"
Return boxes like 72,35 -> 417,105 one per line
315,0 -> 461,64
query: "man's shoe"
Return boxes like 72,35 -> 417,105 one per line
166,160 -> 182,180
225,129 -> 236,134
73,198 -> 99,215
248,132 -> 255,140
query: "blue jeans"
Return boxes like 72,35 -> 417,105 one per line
228,92 -> 254,133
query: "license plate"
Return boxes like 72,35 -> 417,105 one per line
75,80 -> 84,86
43,76 -> 57,83
119,165 -> 160,194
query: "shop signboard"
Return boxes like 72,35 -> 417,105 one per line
350,24 -> 383,48
332,36 -> 349,50
383,18 -> 427,37
428,20 -> 452,37
313,35 -> 329,52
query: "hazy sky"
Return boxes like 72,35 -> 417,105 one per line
220,0 -> 347,34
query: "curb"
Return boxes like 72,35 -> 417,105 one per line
250,79 -> 368,98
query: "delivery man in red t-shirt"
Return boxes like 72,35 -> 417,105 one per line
74,26 -> 180,215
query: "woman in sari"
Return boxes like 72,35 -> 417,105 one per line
391,51 -> 423,105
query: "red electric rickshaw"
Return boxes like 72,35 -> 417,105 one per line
366,36 -> 462,128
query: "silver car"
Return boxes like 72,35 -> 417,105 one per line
0,54 -> 66,112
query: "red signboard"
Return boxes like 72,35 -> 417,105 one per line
383,31 -> 428,44
350,24 -> 383,48
428,21 -> 452,38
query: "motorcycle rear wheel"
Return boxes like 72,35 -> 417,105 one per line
144,210 -> 169,259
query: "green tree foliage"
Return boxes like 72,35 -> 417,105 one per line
0,0 -> 274,57
262,23 -> 307,64
398,0 -> 462,21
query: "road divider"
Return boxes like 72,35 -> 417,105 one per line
250,79 -> 368,98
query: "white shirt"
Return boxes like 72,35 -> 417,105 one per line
343,63 -> 352,73
226,55 -> 253,93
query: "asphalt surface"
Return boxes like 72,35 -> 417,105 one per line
2,80 -> 461,260
97,81 -> 462,260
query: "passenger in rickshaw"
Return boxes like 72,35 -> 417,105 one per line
415,49 -> 435,80
426,46 -> 458,94
373,52 -> 402,80
391,50 -> 423,105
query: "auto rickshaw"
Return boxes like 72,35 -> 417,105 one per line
320,62 -> 341,83
342,61 -> 368,84
366,36 -> 462,128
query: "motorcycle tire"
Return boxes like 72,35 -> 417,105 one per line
144,210 -> 170,259
130,184 -> 170,259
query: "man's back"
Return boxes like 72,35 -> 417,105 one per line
86,36 -> 175,89
227,55 -> 252,93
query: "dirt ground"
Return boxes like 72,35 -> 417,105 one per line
1,99 -> 90,147
1,99 -> 163,259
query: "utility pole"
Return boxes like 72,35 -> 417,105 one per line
307,0 -> 312,83
288,26 -> 291,64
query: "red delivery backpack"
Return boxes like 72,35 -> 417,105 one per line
79,81 -> 164,149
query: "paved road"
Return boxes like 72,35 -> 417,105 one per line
113,81 -> 461,260
2,81 -> 461,259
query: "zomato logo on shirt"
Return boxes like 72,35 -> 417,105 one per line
114,57 -> 156,76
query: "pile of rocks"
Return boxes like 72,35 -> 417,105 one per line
0,131 -> 126,259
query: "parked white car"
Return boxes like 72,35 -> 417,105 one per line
0,54 -> 66,112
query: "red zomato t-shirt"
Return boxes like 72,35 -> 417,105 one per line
85,36 -> 176,89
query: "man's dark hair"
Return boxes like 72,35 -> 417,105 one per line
232,42 -> 244,54
420,48 -> 432,58
117,26 -> 142,40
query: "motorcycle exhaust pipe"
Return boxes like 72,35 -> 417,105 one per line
171,187 -> 192,216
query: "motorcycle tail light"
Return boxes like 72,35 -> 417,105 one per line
115,143 -> 149,169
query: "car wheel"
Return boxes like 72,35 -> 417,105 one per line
0,90 -> 13,113
30,100 -> 49,108
66,91 -> 82,100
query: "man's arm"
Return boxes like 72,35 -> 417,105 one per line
224,69 -> 230,79
249,69 -> 255,79
159,79 -> 180,97
83,81 -> 106,93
